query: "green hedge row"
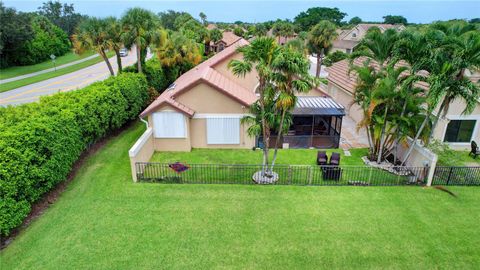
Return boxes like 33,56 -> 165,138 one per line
0,73 -> 148,237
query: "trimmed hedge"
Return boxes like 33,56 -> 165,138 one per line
0,73 -> 148,237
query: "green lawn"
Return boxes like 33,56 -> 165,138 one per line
1,122 -> 479,269
151,148 -> 368,166
436,150 -> 480,166
0,51 -> 115,93
0,51 -> 96,80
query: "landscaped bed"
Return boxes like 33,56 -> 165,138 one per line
3,123 -> 479,269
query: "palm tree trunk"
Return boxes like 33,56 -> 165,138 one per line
393,100 -> 408,164
401,113 -> 430,166
427,99 -> 447,146
100,49 -> 114,76
270,109 -> 287,171
315,51 -> 323,78
377,106 -> 389,163
114,48 -> 122,74
136,42 -> 142,73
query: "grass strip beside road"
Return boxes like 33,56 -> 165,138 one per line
0,52 -> 115,93
0,51 -> 96,80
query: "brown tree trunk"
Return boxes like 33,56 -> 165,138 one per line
100,49 -> 114,76
136,42 -> 142,73
270,109 -> 287,171
114,48 -> 122,74
316,50 -> 323,78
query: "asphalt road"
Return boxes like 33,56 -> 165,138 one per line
0,48 -> 150,106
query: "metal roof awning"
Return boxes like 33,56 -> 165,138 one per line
293,96 -> 345,116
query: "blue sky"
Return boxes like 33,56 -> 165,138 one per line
4,0 -> 480,23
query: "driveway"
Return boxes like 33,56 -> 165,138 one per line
0,48 -> 151,106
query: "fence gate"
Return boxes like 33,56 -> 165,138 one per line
432,166 -> 480,186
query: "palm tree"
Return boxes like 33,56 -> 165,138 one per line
307,20 -> 338,77
349,62 -> 379,159
199,12 -> 207,26
73,17 -> 114,76
121,7 -> 159,73
104,16 -> 123,74
426,23 -> 480,144
228,37 -> 280,175
155,31 -> 202,69
269,47 -> 315,169
351,28 -> 399,69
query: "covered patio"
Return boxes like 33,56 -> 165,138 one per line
259,96 -> 345,149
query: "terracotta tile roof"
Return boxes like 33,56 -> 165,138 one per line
206,23 -> 217,30
327,57 -> 429,94
332,39 -> 359,50
220,31 -> 242,46
357,23 -> 405,32
140,38 -> 256,118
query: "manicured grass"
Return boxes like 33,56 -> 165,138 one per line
1,122 -> 479,269
151,148 -> 368,166
0,51 -> 96,80
0,51 -> 115,93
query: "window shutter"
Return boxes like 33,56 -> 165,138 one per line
206,117 -> 240,144
153,112 -> 186,138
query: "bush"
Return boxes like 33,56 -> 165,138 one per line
0,73 -> 148,237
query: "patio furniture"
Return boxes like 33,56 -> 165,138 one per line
330,152 -> 341,166
317,151 -> 328,165
322,166 -> 342,181
471,141 -> 480,158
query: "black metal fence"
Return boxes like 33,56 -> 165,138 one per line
135,163 -> 428,186
432,166 -> 480,186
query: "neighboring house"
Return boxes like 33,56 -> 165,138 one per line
206,23 -> 217,30
332,24 -> 406,54
138,38 -> 345,152
266,29 -> 297,45
209,31 -> 242,53
326,58 -> 480,150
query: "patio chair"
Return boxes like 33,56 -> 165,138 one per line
471,141 -> 480,159
329,152 -> 341,166
317,151 -> 328,165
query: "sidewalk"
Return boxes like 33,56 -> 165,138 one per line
0,54 -> 99,84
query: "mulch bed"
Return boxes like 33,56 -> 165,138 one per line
0,121 -> 137,249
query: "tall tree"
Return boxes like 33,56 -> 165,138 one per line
37,0 -> 85,37
307,20 -> 338,77
199,12 -> 207,26
158,10 -> 187,30
349,16 -> 362,25
73,18 -> 114,76
105,17 -> 124,74
0,3 -> 34,67
154,31 -> 202,69
383,15 -> 407,25
269,47 -> 315,169
294,7 -> 346,31
228,37 -> 281,176
121,7 -> 159,73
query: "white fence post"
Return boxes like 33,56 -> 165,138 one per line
426,155 -> 438,187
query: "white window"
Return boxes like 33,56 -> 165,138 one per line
153,111 -> 186,138
206,117 -> 240,144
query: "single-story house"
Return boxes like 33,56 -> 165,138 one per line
138,38 -> 345,152
326,58 -> 480,150
332,24 -> 406,54
209,31 -> 242,53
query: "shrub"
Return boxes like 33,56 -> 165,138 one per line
0,73 -> 148,237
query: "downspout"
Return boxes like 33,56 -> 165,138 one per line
139,117 -> 149,128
